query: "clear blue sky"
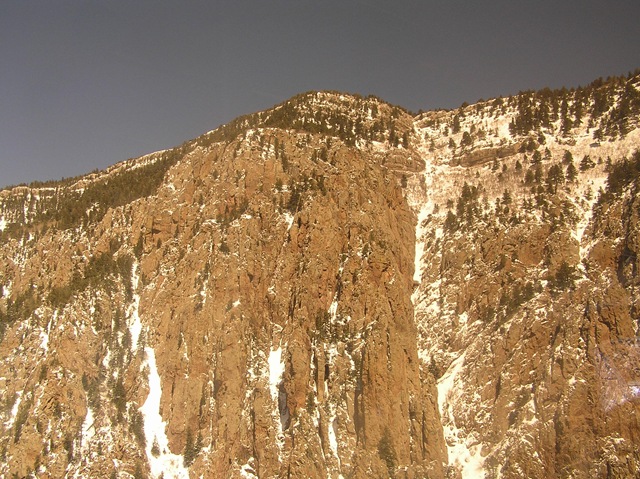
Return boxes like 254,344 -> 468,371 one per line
1,0 -> 638,187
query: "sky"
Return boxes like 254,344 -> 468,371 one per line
1,1 -> 639,188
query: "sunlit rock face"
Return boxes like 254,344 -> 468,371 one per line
1,73 -> 640,478
408,74 -> 640,479
0,93 -> 445,479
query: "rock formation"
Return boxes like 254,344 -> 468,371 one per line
1,73 -> 640,478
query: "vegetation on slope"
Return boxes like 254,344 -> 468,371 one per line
508,70 -> 640,139
0,146 -> 185,243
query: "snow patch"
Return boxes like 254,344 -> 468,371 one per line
438,354 -> 465,418
413,205 -> 431,283
283,212 -> 294,231
140,347 -> 190,479
327,409 -> 342,471
267,345 -> 287,463
4,390 -> 23,428
79,406 -> 96,451
328,296 -> 338,323
38,313 -> 55,354
239,458 -> 259,478
1,280 -> 11,298
127,262 -> 142,354
268,347 -> 285,401
447,439 -> 486,479
438,354 -> 487,478
199,276 -> 209,307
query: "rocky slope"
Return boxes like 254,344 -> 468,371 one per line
408,73 -> 640,478
1,73 -> 639,478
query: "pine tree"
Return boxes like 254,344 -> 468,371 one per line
515,159 -> 523,172
552,261 -> 576,290
580,155 -> 595,171
546,164 -> 565,194
531,150 -> 542,165
452,114 -> 461,134
562,150 -> 573,165
184,429 -> 197,467
524,169 -> 535,185
460,131 -> 473,148
566,162 -> 578,182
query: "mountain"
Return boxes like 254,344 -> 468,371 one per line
1,72 -> 639,478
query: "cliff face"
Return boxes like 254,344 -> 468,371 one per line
0,93 -> 445,479
1,75 -> 640,479
408,75 -> 640,478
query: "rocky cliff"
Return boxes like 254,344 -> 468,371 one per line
1,73 -> 640,478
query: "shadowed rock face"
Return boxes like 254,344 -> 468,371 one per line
1,75 -> 640,479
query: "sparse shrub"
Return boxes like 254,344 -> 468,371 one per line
580,155 -> 595,171
551,261 -> 577,291
151,439 -> 160,457
130,409 -> 146,448
13,395 -> 32,443
377,427 -> 397,476
443,211 -> 457,232
183,428 -> 202,467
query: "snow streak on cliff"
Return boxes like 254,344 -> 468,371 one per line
1,71 -> 640,479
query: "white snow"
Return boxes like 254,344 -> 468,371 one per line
126,262 -> 142,354
140,347 -> 190,479
79,406 -> 96,451
328,296 -> 338,323
199,276 -> 209,307
267,345 -> 287,462
437,354 -> 487,478
268,347 -> 285,401
0,216 -> 6,231
239,459 -> 259,478
39,329 -> 49,353
283,212 -> 294,231
327,410 -> 342,471
447,440 -> 486,479
102,349 -> 111,371
1,280 -> 10,298
4,390 -> 23,428
413,206 -> 431,283
438,354 -> 465,419
38,311 -> 55,354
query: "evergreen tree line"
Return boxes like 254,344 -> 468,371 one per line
604,149 -> 640,195
1,147 -> 183,243
508,70 -> 640,139
196,91 -> 412,149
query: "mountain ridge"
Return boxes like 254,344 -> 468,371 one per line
1,70 -> 640,478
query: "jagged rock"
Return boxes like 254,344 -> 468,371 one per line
1,73 -> 640,478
